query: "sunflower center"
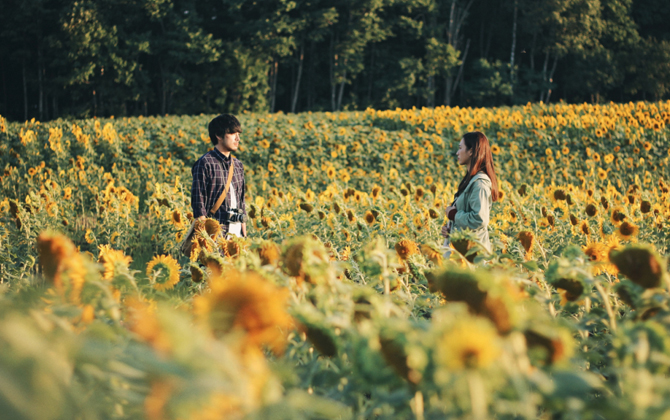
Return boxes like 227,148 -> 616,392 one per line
152,262 -> 173,285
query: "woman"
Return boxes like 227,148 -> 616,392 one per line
441,131 -> 499,254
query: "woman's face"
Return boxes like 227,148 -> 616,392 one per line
456,139 -> 472,166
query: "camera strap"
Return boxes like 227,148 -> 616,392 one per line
209,156 -> 235,216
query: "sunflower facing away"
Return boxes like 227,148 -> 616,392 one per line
98,244 -> 132,280
146,255 -> 181,291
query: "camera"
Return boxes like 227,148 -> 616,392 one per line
225,208 -> 245,223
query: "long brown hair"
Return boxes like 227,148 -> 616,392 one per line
455,131 -> 499,202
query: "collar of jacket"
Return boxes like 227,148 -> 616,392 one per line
469,171 -> 491,185
211,147 -> 232,162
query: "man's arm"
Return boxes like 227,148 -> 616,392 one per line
191,158 -> 208,220
239,163 -> 247,236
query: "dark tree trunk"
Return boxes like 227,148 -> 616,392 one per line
336,68 -> 346,111
291,42 -> 304,113
93,89 -> 97,117
272,61 -> 279,112
546,55 -> 559,103
539,51 -> 549,102
446,38 -> 470,106
330,33 -> 337,111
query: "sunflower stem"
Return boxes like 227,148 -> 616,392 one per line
595,281 -> 617,331
467,370 -> 487,420
412,391 -> 424,420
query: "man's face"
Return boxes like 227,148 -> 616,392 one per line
218,131 -> 241,152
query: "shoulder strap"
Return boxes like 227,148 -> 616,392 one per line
209,157 -> 235,215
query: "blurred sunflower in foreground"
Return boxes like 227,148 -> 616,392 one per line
436,317 -> 500,370
37,231 -> 88,303
193,270 -> 294,354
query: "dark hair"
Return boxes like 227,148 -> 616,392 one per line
455,131 -> 499,202
208,114 -> 241,146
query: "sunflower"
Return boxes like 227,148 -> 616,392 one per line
299,203 -> 314,213
37,232 -> 87,303
582,239 -> 613,276
597,168 -> 607,180
640,200 -> 651,214
552,189 -> 567,202
204,218 -> 221,238
600,197 -> 609,210
326,166 -> 336,179
146,255 -> 181,291
414,187 -> 425,202
170,210 -> 183,227
125,297 -> 170,354
579,221 -> 590,235
609,244 -> 665,288
424,175 -> 434,185
569,214 -> 578,226
371,185 -> 382,200
85,229 -> 96,244
46,202 -> 58,217
517,231 -> 534,257
436,318 -> 500,370
192,270 -> 294,354
364,210 -> 376,225
420,244 -> 442,265
585,203 -> 598,217
616,221 -> 639,241
98,245 -> 132,280
610,207 -> 627,226
257,241 -> 281,265
223,239 -> 242,259
190,263 -> 205,283
395,239 -> 419,260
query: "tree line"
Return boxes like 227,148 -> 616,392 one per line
1,0 -> 669,122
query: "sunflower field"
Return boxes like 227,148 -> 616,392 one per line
1,101 -> 670,419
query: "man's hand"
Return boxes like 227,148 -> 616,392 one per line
241,223 -> 247,237
440,224 -> 451,238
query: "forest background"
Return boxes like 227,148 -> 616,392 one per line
2,0 -> 670,122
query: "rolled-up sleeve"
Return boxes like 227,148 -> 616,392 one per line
454,180 -> 490,230
191,159 -> 208,218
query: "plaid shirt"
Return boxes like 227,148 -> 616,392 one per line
191,148 -> 246,231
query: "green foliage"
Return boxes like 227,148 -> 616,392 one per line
3,0 -> 670,120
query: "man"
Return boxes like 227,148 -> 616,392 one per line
191,114 -> 247,237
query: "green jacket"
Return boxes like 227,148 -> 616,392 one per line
452,171 -> 493,253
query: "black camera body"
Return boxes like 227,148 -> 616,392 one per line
225,208 -> 244,223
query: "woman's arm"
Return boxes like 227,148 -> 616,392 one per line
453,180 -> 491,230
